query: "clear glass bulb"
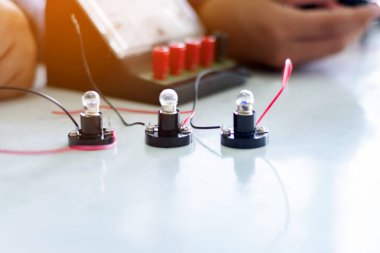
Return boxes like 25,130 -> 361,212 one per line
82,91 -> 100,115
159,89 -> 178,113
236,90 -> 254,115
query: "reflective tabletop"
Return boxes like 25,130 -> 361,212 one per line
1,30 -> 380,253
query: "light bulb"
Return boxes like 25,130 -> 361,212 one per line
236,90 -> 254,115
82,91 -> 100,115
159,89 -> 178,114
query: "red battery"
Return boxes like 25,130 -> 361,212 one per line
201,36 -> 216,68
152,46 -> 170,80
185,39 -> 201,72
169,42 -> 186,76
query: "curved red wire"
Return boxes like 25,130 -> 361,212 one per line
0,135 -> 117,155
0,147 -> 73,156
256,59 -> 292,126
181,111 -> 195,128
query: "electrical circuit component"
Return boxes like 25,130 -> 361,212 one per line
48,2 -> 248,104
213,31 -> 229,63
185,39 -> 201,72
82,90 -> 100,115
201,36 -> 216,67
236,90 -> 255,115
72,14 -> 145,127
169,42 -> 186,76
145,89 -> 192,148
221,90 -> 269,149
68,91 -> 116,148
160,89 -> 178,113
153,46 -> 170,80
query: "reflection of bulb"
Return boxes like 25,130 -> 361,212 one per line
82,91 -> 100,115
160,89 -> 178,114
236,90 -> 254,115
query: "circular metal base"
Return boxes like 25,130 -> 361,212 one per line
145,131 -> 192,148
221,132 -> 268,149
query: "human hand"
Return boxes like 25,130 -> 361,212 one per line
0,0 -> 37,99
198,0 -> 380,68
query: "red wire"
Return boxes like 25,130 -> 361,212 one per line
256,59 -> 293,126
52,106 -> 193,115
0,134 -> 118,155
0,147 -> 73,156
181,111 -> 195,128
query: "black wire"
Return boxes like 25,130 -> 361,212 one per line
71,14 -> 145,127
190,69 -> 222,129
0,86 -> 79,129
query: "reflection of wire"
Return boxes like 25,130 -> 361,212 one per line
71,14 -> 145,127
193,134 -> 222,158
0,86 -> 79,128
261,157 -> 290,253
195,138 -> 290,251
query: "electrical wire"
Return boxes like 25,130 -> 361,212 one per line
0,86 -> 79,129
192,136 -> 290,251
0,147 -> 73,156
261,157 -> 290,253
256,59 -> 293,126
188,59 -> 292,129
189,69 -> 222,129
71,14 -> 145,127
0,86 -> 80,155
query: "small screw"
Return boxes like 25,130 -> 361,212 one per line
104,128 -> 114,135
68,130 -> 79,137
222,128 -> 231,136
182,126 -> 192,134
256,126 -> 269,134
146,123 -> 156,132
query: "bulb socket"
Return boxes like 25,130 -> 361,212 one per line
145,110 -> 192,148
68,112 -> 115,147
158,110 -> 180,135
80,112 -> 103,137
221,111 -> 268,149
233,111 -> 255,136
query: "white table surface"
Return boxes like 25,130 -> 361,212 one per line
1,29 -> 380,253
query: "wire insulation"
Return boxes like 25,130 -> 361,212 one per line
0,147 -> 73,156
189,69 -> 222,129
256,59 -> 292,126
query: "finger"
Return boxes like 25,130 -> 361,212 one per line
286,5 -> 380,40
0,42 -> 26,86
289,26 -> 365,64
0,31 -> 12,59
0,47 -> 34,99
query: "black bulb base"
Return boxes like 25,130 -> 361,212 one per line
221,111 -> 269,149
145,110 -> 192,148
68,113 -> 116,147
221,129 -> 268,149
68,128 -> 115,147
145,129 -> 192,148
